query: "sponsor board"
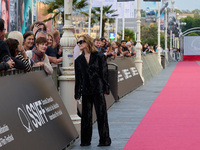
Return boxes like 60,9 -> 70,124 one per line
0,71 -> 78,150
108,57 -> 143,98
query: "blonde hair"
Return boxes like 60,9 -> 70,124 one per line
47,33 -> 54,47
51,30 -> 60,39
149,46 -> 154,51
8,31 -> 24,51
79,34 -> 97,53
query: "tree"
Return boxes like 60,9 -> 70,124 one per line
181,16 -> 200,35
82,5 -> 118,37
187,32 -> 199,36
118,28 -> 135,42
141,24 -> 157,44
42,0 -> 88,24
192,9 -> 200,18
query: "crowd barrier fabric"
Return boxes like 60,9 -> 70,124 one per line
0,71 -> 78,150
108,57 -> 143,98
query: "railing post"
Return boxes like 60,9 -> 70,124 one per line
165,8 -> 168,63
58,0 -> 81,134
157,2 -> 161,65
134,0 -> 144,82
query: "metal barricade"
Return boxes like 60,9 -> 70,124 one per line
107,62 -> 118,101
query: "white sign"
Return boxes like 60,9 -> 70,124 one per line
184,36 -> 200,55
118,1 -> 135,18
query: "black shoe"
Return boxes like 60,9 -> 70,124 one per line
97,143 -> 111,147
98,138 -> 111,147
80,143 -> 91,146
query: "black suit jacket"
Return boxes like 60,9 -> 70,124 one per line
74,51 -> 110,99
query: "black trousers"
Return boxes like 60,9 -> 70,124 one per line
81,93 -> 111,144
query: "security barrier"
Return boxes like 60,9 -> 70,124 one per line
141,53 -> 162,84
108,57 -> 143,98
0,53 -> 175,149
0,71 -> 78,150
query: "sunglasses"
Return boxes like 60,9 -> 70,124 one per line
77,40 -> 86,45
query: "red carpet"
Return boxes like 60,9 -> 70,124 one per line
124,61 -> 200,150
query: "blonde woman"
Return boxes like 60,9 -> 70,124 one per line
149,46 -> 156,53
47,33 -> 54,48
75,34 -> 111,147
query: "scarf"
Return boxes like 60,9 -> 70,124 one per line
31,47 -> 45,63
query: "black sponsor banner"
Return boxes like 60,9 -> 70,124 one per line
144,0 -> 161,1
117,0 -> 134,2
0,71 -> 78,150
108,57 -> 143,98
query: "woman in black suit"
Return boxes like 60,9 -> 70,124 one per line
75,34 -> 111,147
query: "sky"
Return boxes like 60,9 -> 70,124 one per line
140,0 -> 200,11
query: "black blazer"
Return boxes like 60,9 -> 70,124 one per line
74,51 -> 110,99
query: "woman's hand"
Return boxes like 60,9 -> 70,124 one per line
33,24 -> 43,35
58,47 -> 63,55
34,62 -> 45,67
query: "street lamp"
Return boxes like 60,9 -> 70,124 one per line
134,0 -> 144,82
157,2 -> 161,65
58,0 -> 81,133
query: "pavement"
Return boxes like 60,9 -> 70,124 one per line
68,62 -> 178,150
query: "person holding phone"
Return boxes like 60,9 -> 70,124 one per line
75,34 -> 111,147
0,56 -> 15,71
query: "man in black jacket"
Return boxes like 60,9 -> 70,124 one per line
0,18 -> 11,61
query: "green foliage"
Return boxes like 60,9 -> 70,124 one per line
140,24 -> 167,48
181,16 -> 200,36
192,9 -> 200,18
141,9 -> 145,17
141,24 -> 157,45
43,0 -> 88,24
187,32 -> 199,36
118,28 -> 135,42
86,5 -> 117,37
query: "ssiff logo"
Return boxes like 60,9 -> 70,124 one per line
17,100 -> 48,133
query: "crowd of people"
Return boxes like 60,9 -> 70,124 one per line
0,19 -> 63,74
93,37 -> 137,59
0,16 -> 140,74
0,16 -> 162,75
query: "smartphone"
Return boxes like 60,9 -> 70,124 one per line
3,55 -> 10,62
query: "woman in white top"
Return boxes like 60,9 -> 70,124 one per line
26,37 -> 53,75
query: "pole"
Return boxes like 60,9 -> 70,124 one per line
115,2 -> 118,41
88,0 -> 92,35
165,8 -> 168,62
100,1 -> 103,38
170,30 -> 172,55
135,0 -> 143,82
122,2 -> 125,40
59,0 -> 81,133
157,2 -> 161,65
175,37 -> 177,48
